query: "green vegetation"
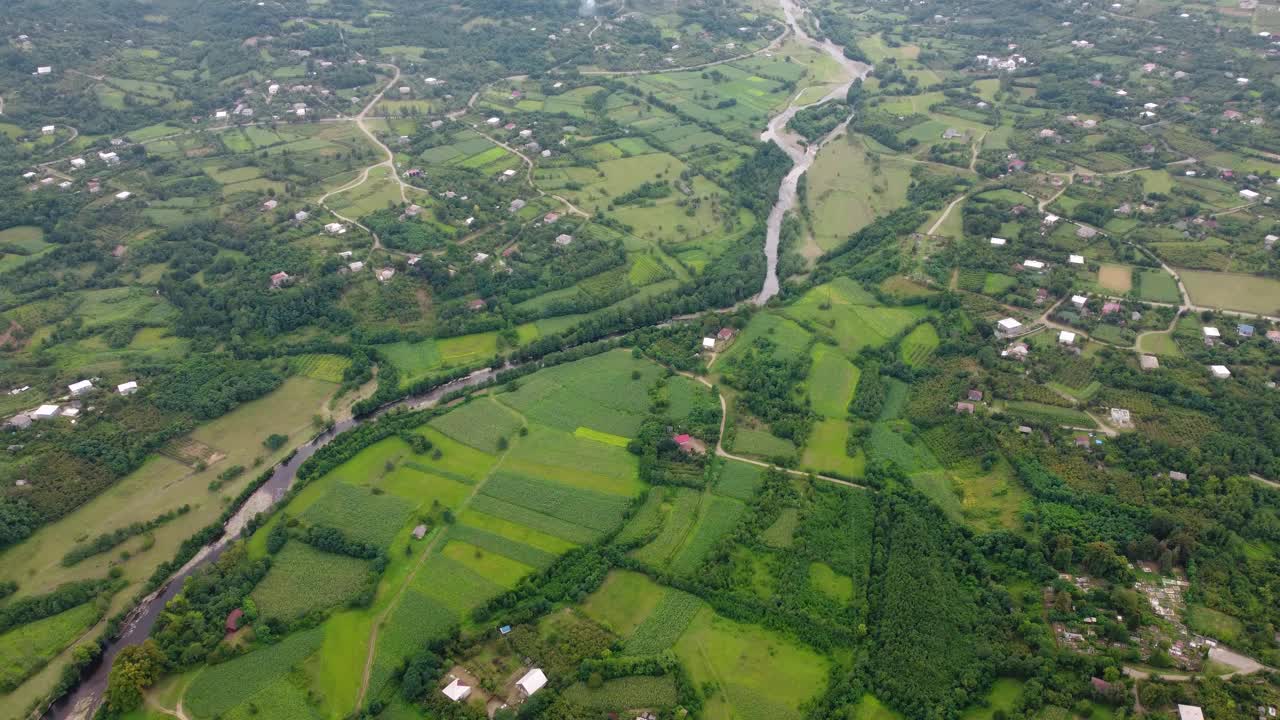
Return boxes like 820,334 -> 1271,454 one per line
251,543 -> 373,621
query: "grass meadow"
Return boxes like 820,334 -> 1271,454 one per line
1179,269 -> 1280,315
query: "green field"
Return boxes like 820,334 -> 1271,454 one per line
1179,269 -> 1280,315
0,602 -> 100,691
808,344 -> 859,418
806,136 -> 913,251
301,482 -> 415,548
429,397 -> 524,452
581,570 -> 671,639
674,608 -> 830,720
802,419 -> 864,477
183,628 -> 324,719
252,542 -> 372,621
499,351 -> 665,437
900,323 -> 940,367
1137,270 -> 1182,304
563,675 -> 678,710
631,488 -> 702,569
716,461 -> 764,501
670,495 -> 746,575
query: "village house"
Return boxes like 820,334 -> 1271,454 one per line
115,191 -> 132,201
1268,330 -> 1280,344
36,66 -> 52,75
955,401 -> 975,414
412,524 -> 428,540
1076,225 -> 1097,239
324,222 -> 347,234
702,337 -> 716,350
516,669 -> 547,698
554,234 -> 573,246
1238,323 -> 1255,338
1178,705 -> 1204,720
468,299 -> 487,311
270,271 -> 291,288
1202,326 -> 1221,344
997,317 -> 1023,338
70,158 -> 86,170
68,379 -> 94,397
32,405 -> 60,420
473,252 -> 490,264
1023,259 -> 1045,271
1058,330 -> 1077,346
1072,294 -> 1088,309
295,211 -> 310,222
1140,354 -> 1160,371
262,199 -> 278,211
672,433 -> 707,454
348,261 -> 365,273
1210,364 -> 1232,379
442,678 -> 471,702
377,268 -> 396,282
990,237 -> 1007,246
1069,254 -> 1085,265
1110,408 -> 1132,427
715,327 -> 737,348
1168,471 -> 1188,481
41,125 -> 55,135
543,212 -> 559,224
1101,302 -> 1122,315
5,414 -> 32,430
968,389 -> 984,402
117,381 -> 138,396
509,199 -> 526,212
1043,213 -> 1060,226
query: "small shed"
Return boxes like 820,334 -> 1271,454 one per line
967,389 -> 984,402
1023,259 -> 1045,270
989,237 -> 1007,246
1177,705 -> 1204,720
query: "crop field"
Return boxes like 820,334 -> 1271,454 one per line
1096,264 -> 1133,293
673,608 -> 830,720
480,471 -> 632,533
630,488 -> 701,569
183,627 -> 324,719
899,323 -> 939,367
447,525 -> 557,569
1137,270 -> 1181,303
715,461 -> 764,501
563,675 -> 678,710
624,588 -> 705,655
409,553 -> 507,615
429,397 -> 524,452
0,602 -> 100,691
1179,269 -> 1280,315
456,509 -> 578,556
498,351 -> 664,437
808,345 -> 859,418
291,353 -> 350,383
468,495 -> 599,543
802,419 -> 864,477
1001,401 -> 1096,427
666,375 -> 712,423
367,589 -> 456,694
806,137 -> 913,250
670,496 -> 746,575
301,482 -> 414,548
251,542 -> 372,621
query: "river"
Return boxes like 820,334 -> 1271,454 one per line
756,0 -> 871,304
46,368 -> 504,720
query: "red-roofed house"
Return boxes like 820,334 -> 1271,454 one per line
672,433 -> 707,455
226,608 -> 244,634
1102,302 -> 1122,314
270,271 -> 291,288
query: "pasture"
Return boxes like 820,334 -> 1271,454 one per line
674,608 -> 830,720
808,345 -> 859,419
0,602 -> 100,691
783,279 -> 928,357
580,570 -> 671,639
1179,269 -> 1280,315
731,427 -> 797,458
669,496 -> 746,575
1096,264 -> 1132,293
801,419 -> 864,477
1137,270 -> 1181,304
806,136 -> 913,251
715,461 -> 764,501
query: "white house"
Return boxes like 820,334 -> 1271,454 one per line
486,117 -> 501,126
263,199 -> 278,210
70,158 -> 86,169
115,191 -> 132,200
36,66 -> 52,75
99,151 -> 120,165
997,317 -> 1023,337
516,668 -> 547,697
268,83 -> 280,95
1202,326 -> 1221,339
214,110 -> 228,119
989,237 -> 1007,246
33,404 -> 60,419
1023,259 -> 1045,270
22,171 -> 35,180
1072,294 -> 1088,308
555,234 -> 573,246
702,337 -> 716,350
473,252 -> 490,263
1240,189 -> 1261,201
324,222 -> 347,234
1177,705 -> 1204,720
69,379 -> 94,396
377,268 -> 396,282
348,261 -> 365,272
1058,330 -> 1077,345
1210,365 -> 1231,379
117,381 -> 138,395
295,211 -> 310,222
502,169 -> 517,178
1068,254 -> 1085,265
41,125 -> 55,135
1043,213 -> 1060,225
441,678 -> 471,702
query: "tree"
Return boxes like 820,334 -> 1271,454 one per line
105,640 -> 165,714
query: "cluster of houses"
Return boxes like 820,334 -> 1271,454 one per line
700,327 -> 737,352
438,665 -> 546,709
4,379 -> 139,430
